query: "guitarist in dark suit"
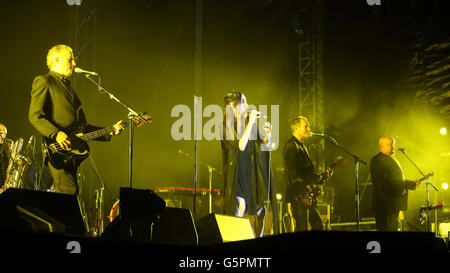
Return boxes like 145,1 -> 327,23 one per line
370,136 -> 421,231
28,44 -> 123,195
283,116 -> 333,231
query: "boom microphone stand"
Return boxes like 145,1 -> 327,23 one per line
314,134 -> 367,231
82,74 -> 150,189
397,149 -> 438,232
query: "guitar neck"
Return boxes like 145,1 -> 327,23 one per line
78,122 -> 129,142
418,172 -> 433,182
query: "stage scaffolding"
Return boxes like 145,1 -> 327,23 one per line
296,0 -> 328,204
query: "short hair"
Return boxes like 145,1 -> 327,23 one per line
378,136 -> 394,148
46,44 -> 73,69
290,116 -> 309,132
223,91 -> 242,107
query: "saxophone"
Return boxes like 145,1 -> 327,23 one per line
2,138 -> 31,191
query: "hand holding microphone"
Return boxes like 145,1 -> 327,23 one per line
249,110 -> 262,125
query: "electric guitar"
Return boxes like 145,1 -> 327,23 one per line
416,172 -> 434,184
302,156 -> 345,203
400,171 -> 434,196
43,114 -> 151,169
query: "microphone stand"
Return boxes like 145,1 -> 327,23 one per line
193,96 -> 200,220
316,134 -> 367,231
179,149 -> 221,215
28,136 -> 41,191
83,74 -> 150,189
398,149 -> 438,232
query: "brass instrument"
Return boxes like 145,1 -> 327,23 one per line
2,138 -> 31,191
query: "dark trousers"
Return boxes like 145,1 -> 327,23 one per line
48,162 -> 78,195
374,208 -> 399,231
292,200 -> 323,231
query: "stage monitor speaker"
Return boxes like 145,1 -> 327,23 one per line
119,187 -> 166,223
196,213 -> 255,245
152,207 -> 198,245
0,188 -> 86,235
102,187 -> 166,241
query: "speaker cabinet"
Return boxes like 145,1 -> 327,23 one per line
152,207 -> 198,245
196,213 -> 255,245
119,188 -> 165,221
102,187 -> 166,241
0,188 -> 87,235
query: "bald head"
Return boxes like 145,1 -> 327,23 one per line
379,136 -> 395,156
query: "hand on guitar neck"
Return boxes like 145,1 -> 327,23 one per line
413,172 -> 434,188
320,167 -> 334,183
299,156 -> 345,206
110,120 -> 125,136
317,156 -> 345,184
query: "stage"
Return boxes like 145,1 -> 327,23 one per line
1,3 -> 449,269
2,229 -> 448,253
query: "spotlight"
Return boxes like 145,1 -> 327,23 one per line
440,127 -> 447,135
442,183 -> 449,190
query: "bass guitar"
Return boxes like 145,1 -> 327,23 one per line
43,114 -> 151,169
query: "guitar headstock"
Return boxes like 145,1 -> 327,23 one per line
130,113 -> 152,127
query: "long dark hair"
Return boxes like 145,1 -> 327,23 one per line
223,91 -> 242,107
223,91 -> 247,141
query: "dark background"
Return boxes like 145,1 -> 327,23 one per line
1,0 -> 449,230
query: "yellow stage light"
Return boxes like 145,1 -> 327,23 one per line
439,223 -> 450,238
440,127 -> 447,135
442,183 -> 449,190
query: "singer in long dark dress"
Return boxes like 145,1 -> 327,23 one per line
221,92 -> 279,236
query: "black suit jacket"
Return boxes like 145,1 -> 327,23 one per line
28,71 -> 110,141
283,136 -> 320,202
370,152 -> 416,212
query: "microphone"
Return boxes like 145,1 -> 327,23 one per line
74,67 -> 98,75
252,111 -> 267,119
310,132 -> 325,137
396,147 -> 409,152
